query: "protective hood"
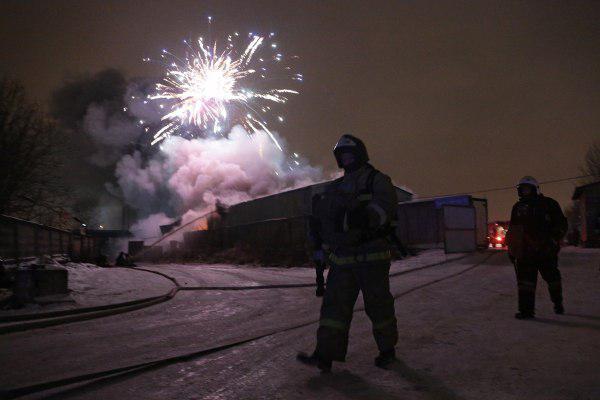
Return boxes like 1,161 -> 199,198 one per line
333,134 -> 369,169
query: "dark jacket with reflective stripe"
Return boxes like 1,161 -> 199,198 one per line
310,165 -> 398,261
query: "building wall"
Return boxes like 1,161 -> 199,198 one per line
396,196 -> 488,250
581,184 -> 600,247
580,192 -> 588,243
183,179 -> 413,263
472,199 -> 489,247
221,182 -> 329,227
397,201 -> 442,248
184,216 -> 309,263
220,180 -> 413,228
0,215 -> 100,261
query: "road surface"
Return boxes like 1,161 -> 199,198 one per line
1,248 -> 598,400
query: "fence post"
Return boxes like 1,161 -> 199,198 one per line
68,233 -> 73,259
13,221 -> 19,263
33,226 -> 39,256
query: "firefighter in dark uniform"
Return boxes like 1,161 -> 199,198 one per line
506,176 -> 567,319
297,134 -> 399,371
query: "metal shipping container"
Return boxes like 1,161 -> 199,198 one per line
397,195 -> 488,251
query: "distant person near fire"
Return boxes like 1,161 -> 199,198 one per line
506,176 -> 568,319
298,134 -> 399,372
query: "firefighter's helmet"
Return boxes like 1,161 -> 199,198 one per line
333,134 -> 369,169
517,175 -> 540,196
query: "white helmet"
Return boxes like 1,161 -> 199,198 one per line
517,176 -> 540,194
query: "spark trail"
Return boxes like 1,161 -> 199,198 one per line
147,22 -> 301,148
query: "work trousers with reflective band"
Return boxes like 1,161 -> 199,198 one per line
315,261 -> 397,362
514,256 -> 562,314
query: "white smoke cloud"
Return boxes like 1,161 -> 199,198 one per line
70,76 -> 322,243
115,151 -> 170,215
130,212 -> 173,241
115,125 -> 322,242
163,126 -> 315,207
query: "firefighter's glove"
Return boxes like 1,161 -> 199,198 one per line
316,285 -> 325,297
313,249 -> 326,265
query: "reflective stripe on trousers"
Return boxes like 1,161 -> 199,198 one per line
319,318 -> 348,331
329,250 -> 391,267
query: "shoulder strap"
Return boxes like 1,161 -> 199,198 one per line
365,167 -> 399,226
365,168 -> 380,194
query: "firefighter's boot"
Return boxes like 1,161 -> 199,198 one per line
514,312 -> 535,320
554,303 -> 565,315
374,349 -> 396,369
547,281 -> 564,314
296,351 -> 332,373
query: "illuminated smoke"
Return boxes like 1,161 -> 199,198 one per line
116,126 -> 321,241
50,24 -> 316,243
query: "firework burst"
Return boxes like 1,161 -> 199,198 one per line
147,22 -> 301,148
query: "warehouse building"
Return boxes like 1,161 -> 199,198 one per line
218,180 -> 413,227
182,180 -> 490,263
183,180 -> 413,263
572,181 -> 600,247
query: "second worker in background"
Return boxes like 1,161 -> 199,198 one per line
298,134 -> 399,372
506,176 -> 568,319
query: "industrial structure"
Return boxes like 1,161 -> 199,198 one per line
1,180 -> 490,266
180,181 -> 488,263
183,180 -> 414,263
572,181 -> 600,247
396,195 -> 489,252
0,214 -> 101,263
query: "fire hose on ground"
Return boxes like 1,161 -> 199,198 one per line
0,252 -> 494,399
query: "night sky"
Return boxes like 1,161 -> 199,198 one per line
1,0 -> 599,220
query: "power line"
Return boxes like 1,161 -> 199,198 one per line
419,174 -> 598,199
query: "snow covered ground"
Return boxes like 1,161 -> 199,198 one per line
0,262 -> 174,316
2,250 -> 458,317
1,248 -> 598,400
64,263 -> 174,306
139,249 -> 465,288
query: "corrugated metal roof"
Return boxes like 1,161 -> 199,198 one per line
221,178 -> 413,227
400,195 -> 472,208
572,181 -> 600,200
